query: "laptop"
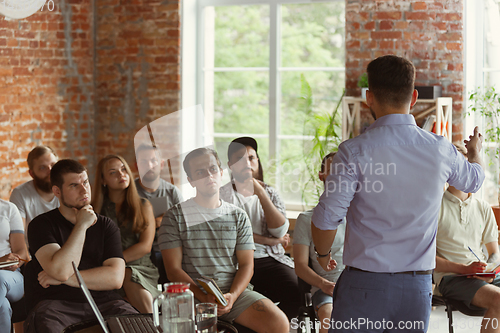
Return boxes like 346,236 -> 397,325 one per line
72,262 -> 161,333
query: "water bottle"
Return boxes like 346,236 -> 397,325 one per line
153,282 -> 195,333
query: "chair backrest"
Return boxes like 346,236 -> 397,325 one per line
297,276 -> 312,308
297,276 -> 312,295
296,271 -> 319,333
297,258 -> 315,306
22,260 -> 38,314
11,262 -> 28,324
11,297 -> 27,324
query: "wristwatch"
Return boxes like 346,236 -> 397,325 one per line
314,247 -> 331,258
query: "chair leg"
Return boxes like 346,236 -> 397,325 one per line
295,315 -> 313,333
13,321 -> 23,333
303,316 -> 312,333
314,318 -> 321,333
445,305 -> 454,333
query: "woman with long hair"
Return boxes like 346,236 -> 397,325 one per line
93,155 -> 160,313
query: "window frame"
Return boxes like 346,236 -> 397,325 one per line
464,0 -> 500,204
182,0 -> 345,208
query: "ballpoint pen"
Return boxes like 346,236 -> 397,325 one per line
468,246 -> 482,262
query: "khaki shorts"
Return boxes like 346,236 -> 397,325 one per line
219,288 -> 267,323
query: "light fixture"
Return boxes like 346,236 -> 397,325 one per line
0,0 -> 47,20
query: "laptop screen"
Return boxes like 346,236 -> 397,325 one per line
72,261 -> 110,333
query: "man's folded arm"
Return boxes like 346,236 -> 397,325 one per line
34,223 -> 89,281
267,220 -> 289,239
62,257 -> 125,290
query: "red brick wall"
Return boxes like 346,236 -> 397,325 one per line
1,0 -> 467,199
0,1 -> 94,200
0,0 -> 182,200
94,0 -> 182,184
345,0 -> 464,142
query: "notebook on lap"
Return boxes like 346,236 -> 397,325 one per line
72,262 -> 161,333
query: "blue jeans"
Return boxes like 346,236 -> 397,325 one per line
330,268 -> 432,333
0,269 -> 24,332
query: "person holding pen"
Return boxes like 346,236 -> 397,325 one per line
434,143 -> 500,333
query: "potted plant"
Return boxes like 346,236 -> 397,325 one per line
358,73 -> 369,99
467,86 -> 500,225
293,74 -> 343,205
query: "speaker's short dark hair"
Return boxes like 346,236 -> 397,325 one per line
50,159 -> 87,189
183,148 -> 221,178
367,55 -> 415,108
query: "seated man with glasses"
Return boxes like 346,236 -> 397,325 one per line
158,147 -> 289,333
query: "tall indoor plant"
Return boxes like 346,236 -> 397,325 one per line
467,86 -> 500,223
297,74 -> 343,205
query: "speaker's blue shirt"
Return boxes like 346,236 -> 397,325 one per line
312,113 -> 484,272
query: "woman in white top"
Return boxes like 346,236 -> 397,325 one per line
0,199 -> 29,332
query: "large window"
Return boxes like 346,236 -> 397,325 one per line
186,0 -> 345,208
465,0 -> 500,205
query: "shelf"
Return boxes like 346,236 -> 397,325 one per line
341,97 -> 453,142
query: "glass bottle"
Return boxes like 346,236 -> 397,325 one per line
153,282 -> 195,333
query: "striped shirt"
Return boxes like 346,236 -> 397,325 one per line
158,198 -> 255,292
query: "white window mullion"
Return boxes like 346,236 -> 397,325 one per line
269,3 -> 281,187
464,0 -> 478,139
196,2 -> 209,148
203,6 -> 216,147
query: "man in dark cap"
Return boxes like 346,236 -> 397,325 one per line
220,137 -> 300,320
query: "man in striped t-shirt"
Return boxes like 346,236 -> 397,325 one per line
159,147 -> 289,333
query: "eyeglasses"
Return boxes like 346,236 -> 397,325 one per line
192,165 -> 220,179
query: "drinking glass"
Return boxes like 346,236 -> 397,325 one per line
196,303 -> 217,333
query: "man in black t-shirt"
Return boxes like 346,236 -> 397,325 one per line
24,159 -> 137,333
